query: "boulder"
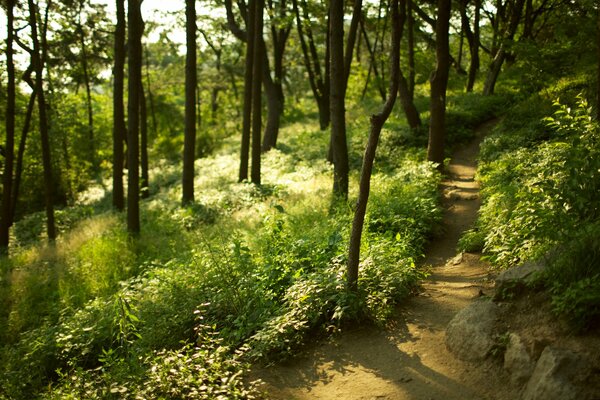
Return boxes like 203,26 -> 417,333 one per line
504,333 -> 535,385
494,260 -> 546,300
521,346 -> 587,400
446,300 -> 499,361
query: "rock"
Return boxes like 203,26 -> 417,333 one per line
446,300 -> 499,361
504,333 -> 535,385
494,260 -> 546,300
521,346 -> 588,400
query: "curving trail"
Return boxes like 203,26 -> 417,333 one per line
252,120 -> 519,400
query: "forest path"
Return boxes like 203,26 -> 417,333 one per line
252,119 -> 519,400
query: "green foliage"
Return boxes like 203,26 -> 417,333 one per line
457,228 -> 485,253
544,224 -> 600,331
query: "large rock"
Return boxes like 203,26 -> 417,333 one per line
446,300 -> 499,361
504,333 -> 535,385
521,346 -> 587,400
494,260 -> 546,300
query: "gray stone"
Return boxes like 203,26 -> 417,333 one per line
494,260 -> 546,299
504,333 -> 535,386
445,300 -> 499,361
521,346 -> 587,400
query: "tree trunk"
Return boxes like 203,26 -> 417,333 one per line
12,91 -> 36,225
360,17 -> 386,101
347,0 -> 401,291
292,0 -> 330,130
127,0 -> 143,234
182,0 -> 197,204
483,0 -> 525,96
78,5 -> 96,173
397,0 -> 421,129
463,0 -> 480,92
140,83 -> 149,199
330,0 -> 349,199
239,0 -> 255,182
112,0 -> 126,211
407,0 -> 416,98
29,0 -> 56,241
343,0 -> 363,89
251,0 -> 264,185
144,48 -> 158,137
426,0 -> 451,167
0,0 -> 16,253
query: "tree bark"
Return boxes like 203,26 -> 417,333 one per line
407,0 -> 416,98
483,0 -> 525,96
112,0 -> 126,211
140,83 -> 149,199
330,0 -> 349,199
77,2 -> 96,173
464,0 -> 480,92
127,0 -> 143,234
238,0 -> 255,182
426,0 -> 451,167
0,0 -> 16,253
12,91 -> 36,225
347,0 -> 401,291
182,0 -> 197,204
251,0 -> 264,184
292,0 -> 330,130
261,0 -> 291,151
29,0 -> 56,241
397,0 -> 421,129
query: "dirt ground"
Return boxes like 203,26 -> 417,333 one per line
250,120 -> 526,399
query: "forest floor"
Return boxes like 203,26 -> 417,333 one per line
251,119 -> 523,399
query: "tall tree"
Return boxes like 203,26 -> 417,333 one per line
292,0 -> 330,130
347,0 -> 401,290
483,0 -> 525,96
397,0 -> 421,129
127,0 -> 143,233
261,0 -> 292,151
113,0 -> 126,210
426,0 -> 451,166
0,0 -> 16,253
140,82 -> 149,199
237,0 -> 255,182
251,0 -> 264,183
330,0 -> 349,199
182,0 -> 197,204
29,0 -> 56,241
461,0 -> 481,92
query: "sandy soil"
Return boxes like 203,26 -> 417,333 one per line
251,120 -> 524,400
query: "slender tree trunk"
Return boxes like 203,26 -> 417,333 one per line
0,0 -> 16,253
483,0 -> 525,96
182,0 -> 197,204
12,91 -> 36,225
343,0 -> 363,89
251,0 -> 264,185
465,0 -> 480,92
407,0 -> 416,98
239,0 -> 255,182
347,0 -> 401,291
78,7 -> 96,172
112,0 -> 126,210
397,0 -> 421,129
330,0 -> 349,199
140,83 -> 149,199
360,17 -> 386,101
127,0 -> 143,234
144,48 -> 158,136
28,0 -> 56,241
426,0 -> 451,167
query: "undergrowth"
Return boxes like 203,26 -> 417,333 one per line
472,76 -> 600,330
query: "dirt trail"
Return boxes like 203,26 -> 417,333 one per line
253,120 -> 519,400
